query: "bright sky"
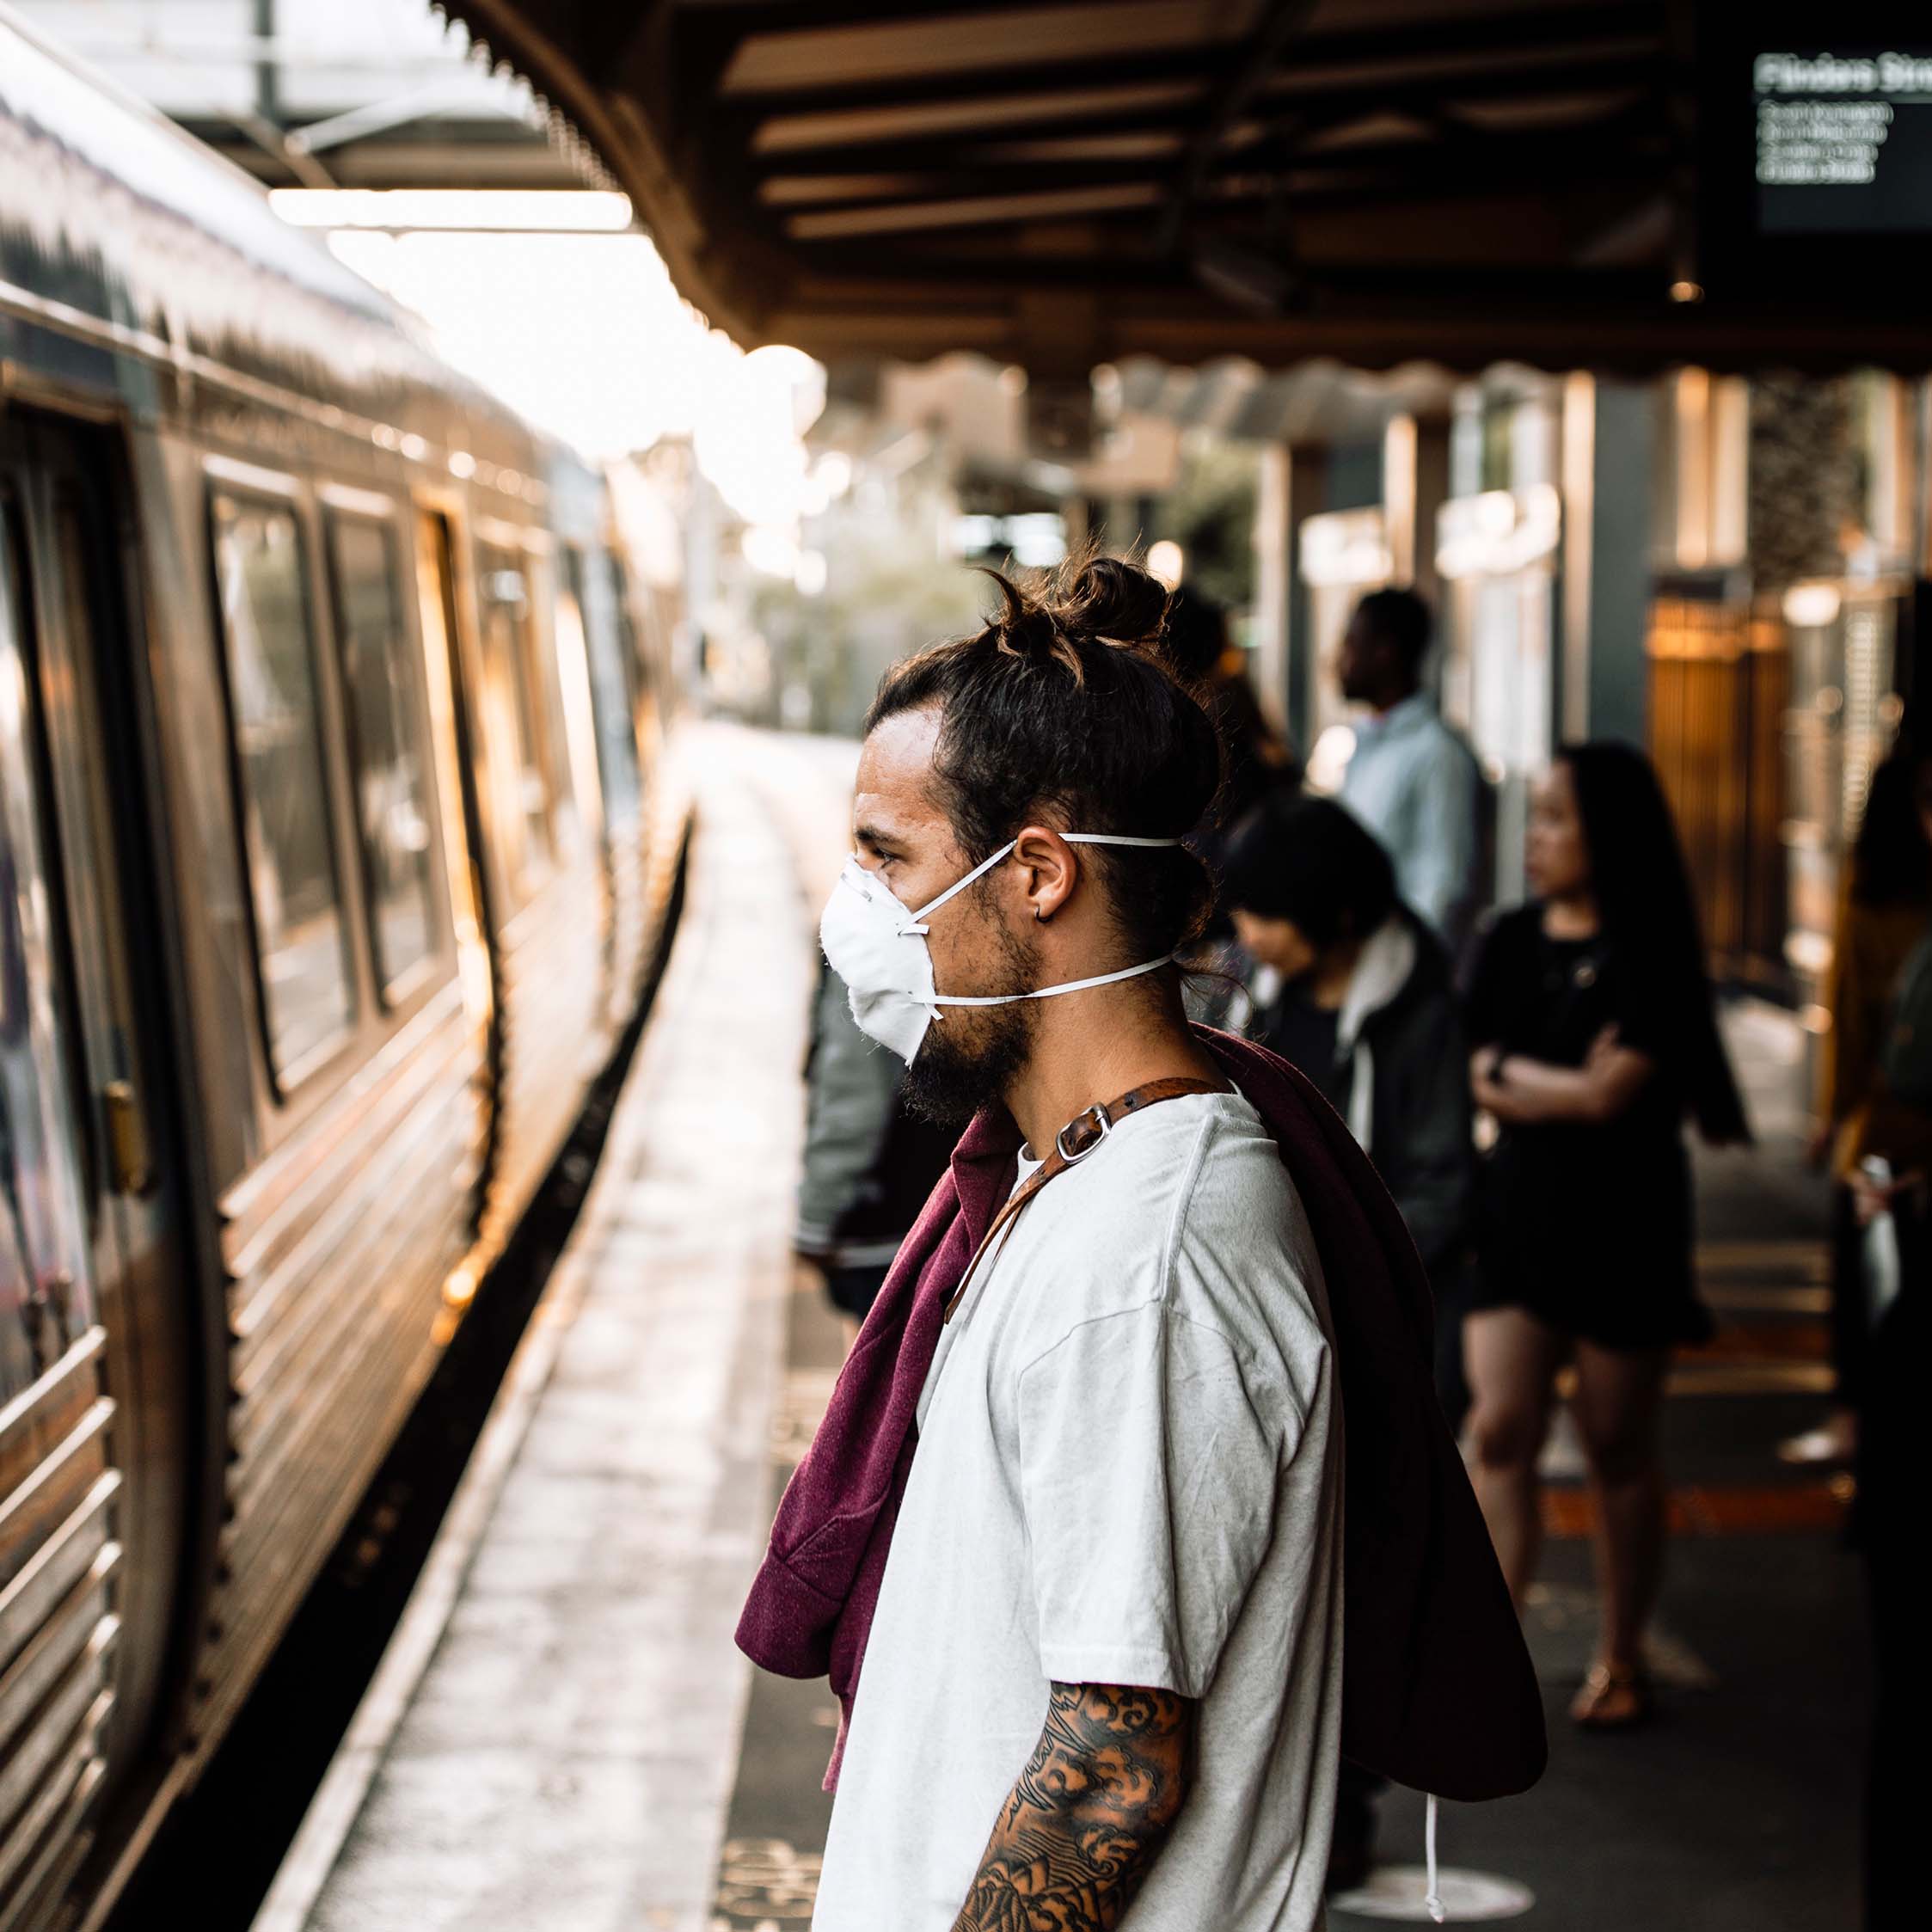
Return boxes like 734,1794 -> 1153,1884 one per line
289,193 -> 823,526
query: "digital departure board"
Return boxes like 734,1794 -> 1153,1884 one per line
1755,49 -> 1932,233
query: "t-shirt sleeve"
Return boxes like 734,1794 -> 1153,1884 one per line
1015,1302 -> 1290,1700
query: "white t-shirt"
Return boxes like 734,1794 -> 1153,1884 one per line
813,1090 -> 1344,1931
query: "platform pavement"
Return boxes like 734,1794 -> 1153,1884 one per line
251,726 -> 857,1932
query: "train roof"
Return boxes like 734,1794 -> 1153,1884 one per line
0,3 -> 553,495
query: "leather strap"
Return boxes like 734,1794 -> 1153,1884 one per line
941,1076 -> 1228,1324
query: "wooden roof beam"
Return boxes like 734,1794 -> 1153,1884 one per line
750,83 -> 1207,159
1264,30 -> 1661,99
701,4 -> 1664,142
716,2 -> 1262,98
727,10 -> 1646,128
784,180 -> 1165,240
743,47 -> 1661,178
731,45 -> 1249,125
754,106 -> 1662,216
1268,1 -> 1661,76
1163,0 -> 1317,250
670,0 -> 1068,21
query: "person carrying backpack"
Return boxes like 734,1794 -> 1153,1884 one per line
740,555 -> 1543,1932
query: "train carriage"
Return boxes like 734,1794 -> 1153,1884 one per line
0,11 -> 687,1926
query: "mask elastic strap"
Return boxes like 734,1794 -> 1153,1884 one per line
1061,835 -> 1186,848
903,833 -> 1182,933
903,841 -> 1016,933
933,950 -> 1177,1007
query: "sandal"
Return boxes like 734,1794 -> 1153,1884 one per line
1570,1662 -> 1650,1730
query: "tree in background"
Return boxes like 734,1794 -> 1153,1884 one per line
1150,435 -> 1262,613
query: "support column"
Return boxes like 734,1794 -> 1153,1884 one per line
1252,444 -> 1291,741
1287,445 -> 1332,753
1581,378 -> 1658,747
1250,441 -> 1335,752
1384,413 -> 1450,623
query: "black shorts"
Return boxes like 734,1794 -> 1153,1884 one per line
1465,1247 -> 1711,1350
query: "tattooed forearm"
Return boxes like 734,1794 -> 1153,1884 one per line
949,1681 -> 1195,1932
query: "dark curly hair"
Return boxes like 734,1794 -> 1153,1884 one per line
866,550 -> 1224,961
1221,794 -> 1396,948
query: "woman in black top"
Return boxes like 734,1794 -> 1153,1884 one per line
1464,742 -> 1747,1731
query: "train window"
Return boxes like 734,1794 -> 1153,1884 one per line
0,503 -> 97,1407
475,542 -> 553,899
209,492 -> 355,1087
529,561 -> 586,862
609,555 -> 647,706
325,512 -> 440,998
564,545 -> 641,821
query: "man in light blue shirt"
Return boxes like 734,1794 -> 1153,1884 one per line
1336,588 -> 1484,960
1328,584 -> 1485,1885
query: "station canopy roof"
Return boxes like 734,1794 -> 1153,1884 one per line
440,0 -> 1932,380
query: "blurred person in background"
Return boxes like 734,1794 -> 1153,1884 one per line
1837,741 -> 1932,1927
1786,743 -> 1932,1466
1162,582 -> 1296,847
1851,1199 -> 1918,1931
1463,742 -> 1748,1730
1163,582 -> 1297,1028
1335,587 -> 1484,960
797,962 -> 955,1347
1848,1042 -> 1926,1932
1221,794 -> 1475,1346
751,554 -> 1543,1932
1220,791 -> 1476,1890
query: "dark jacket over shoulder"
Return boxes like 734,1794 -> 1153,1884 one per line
739,1026 -> 1547,1806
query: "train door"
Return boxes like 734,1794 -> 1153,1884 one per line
410,509 -> 494,1186
412,512 -> 492,967
0,418 -> 188,1923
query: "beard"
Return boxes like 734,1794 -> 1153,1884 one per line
900,919 -> 1040,1132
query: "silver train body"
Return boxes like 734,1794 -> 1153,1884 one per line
0,14 -> 688,1924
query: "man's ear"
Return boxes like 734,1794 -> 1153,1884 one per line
1009,826 -> 1077,924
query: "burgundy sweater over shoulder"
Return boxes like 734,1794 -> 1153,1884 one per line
734,1027 -> 1546,1802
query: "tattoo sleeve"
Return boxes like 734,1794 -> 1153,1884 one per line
949,1680 -> 1196,1932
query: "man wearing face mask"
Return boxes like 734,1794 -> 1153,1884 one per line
813,554 -> 1340,1932
745,555 -> 1543,1932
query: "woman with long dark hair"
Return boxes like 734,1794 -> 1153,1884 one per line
1463,741 -> 1747,1729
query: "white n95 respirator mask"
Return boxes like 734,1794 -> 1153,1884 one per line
819,834 -> 1183,1064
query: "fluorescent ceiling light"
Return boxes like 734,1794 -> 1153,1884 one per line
270,188 -> 634,232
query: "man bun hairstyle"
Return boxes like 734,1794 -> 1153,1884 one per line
867,549 -> 1224,962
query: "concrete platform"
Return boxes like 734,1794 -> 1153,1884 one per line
252,725 -> 856,1932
